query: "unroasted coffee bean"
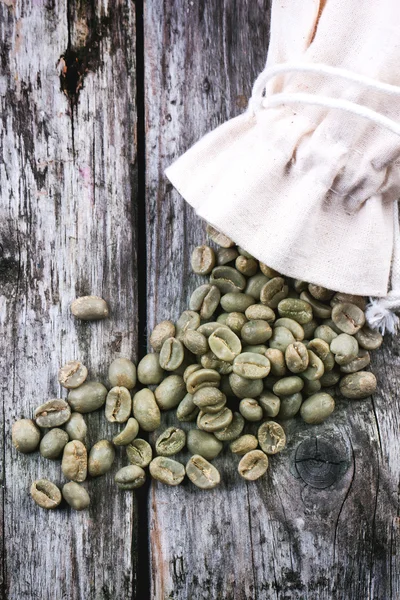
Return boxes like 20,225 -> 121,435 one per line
191,245 -> 216,275
229,373 -> 263,399
302,379 -> 322,395
108,357 -> 137,389
175,310 -> 201,339
302,318 -> 318,338
235,255 -> 258,276
258,391 -> 281,417
225,312 -> 248,336
197,406 -> 233,432
216,247 -> 239,265
40,428 -> 69,459
183,363 -> 202,382
293,279 -> 308,293
265,348 -> 286,376
313,325 -> 338,344
331,302 -> 365,335
238,449 -> 269,481
159,337 -> 185,371
340,349 -> 371,373
307,338 -> 335,372
35,399 -> 71,428
300,392 -> 335,424
71,295 -> 109,320
187,429 -> 223,460
220,292 -> 254,313
340,371 -> 377,398
245,273 -> 269,299
62,482 -> 90,511
308,284 -> 334,301
260,277 -> 289,308
31,479 -> 61,509
258,421 -> 286,454
155,375 -> 186,410
209,327 -> 242,361
88,440 -> 115,477
243,344 -> 268,355
133,389 -> 161,431
105,386 -> 132,423
193,387 -> 226,411
269,326 -> 296,352
149,457 -> 185,486
65,412 -> 87,442
214,411 -> 245,441
186,368 -> 221,394
320,369 -> 341,387
330,292 -> 366,310
355,326 -> 383,350
274,318 -> 304,341
150,320 -> 176,352
68,382 -> 108,413
285,342 -> 309,373
301,350 -> 325,381
62,440 -> 87,482
189,284 -> 221,319
273,376 -> 304,396
137,353 -> 164,385
241,320 -> 272,345
239,398 -> 263,421
115,465 -> 146,490
127,438 -> 153,467
12,419 -> 40,453
210,266 -> 246,294
186,455 -> 220,489
113,418 -> 139,446
330,334 -> 359,365
278,393 -> 302,419
277,298 -> 313,324
233,352 -> 270,379
259,263 -> 279,278
155,427 -> 186,456
245,304 -> 275,322
206,223 -> 234,248
176,393 -> 199,422
182,329 -> 209,356
230,434 -> 259,455
58,360 -> 88,389
299,291 -> 332,319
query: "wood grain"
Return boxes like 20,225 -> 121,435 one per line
0,1 -> 138,598
144,1 -> 400,599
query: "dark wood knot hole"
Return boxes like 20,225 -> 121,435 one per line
295,437 -> 347,489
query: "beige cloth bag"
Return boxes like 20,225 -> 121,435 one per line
165,0 -> 400,333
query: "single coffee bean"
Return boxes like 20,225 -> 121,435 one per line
340,349 -> 371,373
68,382 -> 108,413
245,304 -> 275,322
35,399 -> 71,428
115,465 -> 146,490
105,386 -> 132,423
197,322 -> 230,338
265,348 -> 287,376
220,292 -> 254,313
238,449 -> 269,481
277,298 -> 313,324
159,337 -> 185,371
235,255 -> 258,276
239,398 -> 263,422
187,430 -> 223,460
241,320 -> 272,345
258,421 -> 286,454
31,479 -> 61,509
308,284 -> 334,301
186,368 -> 221,394
301,350 -> 325,380
260,277 -> 289,308
313,325 -> 338,344
245,273 -> 269,299
302,318 -> 318,339
58,360 -> 88,389
355,326 -> 383,350
155,427 -> 186,456
216,247 -> 239,265
191,245 -> 216,275
193,387 -> 226,411
149,456 -> 186,486
154,374 -> 186,410
88,440 -> 115,477
197,406 -> 233,432
40,428 -> 69,459
182,329 -> 209,356
176,393 -> 199,422
274,318 -> 305,341
126,438 -> 153,467
206,223 -> 235,247
320,369 -> 341,387
214,411 -> 245,441
300,392 -> 335,424
12,419 -> 40,453
186,455 -> 220,489
62,440 -> 87,482
175,310 -> 201,339
339,371 -> 377,398
62,482 -> 90,511
189,284 -> 221,319
209,327 -> 242,361
71,295 -> 109,320
236,246 -> 254,258
293,279 -> 309,293
108,357 -> 137,389
258,391 -> 281,417
210,266 -> 246,294
307,338 -> 335,372
299,291 -> 332,319
137,353 -> 164,385
133,388 -> 161,431
259,263 -> 280,278
330,292 -> 366,310
225,312 -> 248,336
331,302 -> 365,335
64,412 -> 87,442
273,376 -> 304,396
150,320 -> 176,352
113,418 -> 140,446
302,379 -> 322,395
269,326 -> 296,352
183,363 -> 202,382
233,352 -> 270,379
277,393 -> 302,419
230,434 -> 259,455
285,342 -> 309,373
229,373 -> 263,398
330,334 -> 359,365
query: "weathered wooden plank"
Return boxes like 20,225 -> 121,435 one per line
144,1 -> 400,599
0,1 -> 138,598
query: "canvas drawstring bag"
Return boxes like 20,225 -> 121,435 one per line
165,0 -> 400,334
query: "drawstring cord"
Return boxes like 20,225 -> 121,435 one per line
248,62 -> 400,334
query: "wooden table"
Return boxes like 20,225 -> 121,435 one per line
1,1 -> 399,598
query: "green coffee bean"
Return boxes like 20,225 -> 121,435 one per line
331,303 -> 365,334
302,318 -> 318,339
62,440 -> 87,482
183,363 -> 202,382
300,392 -> 335,424
320,369 -> 341,387
239,398 -> 263,421
216,313 -> 230,325
233,352 -> 270,379
330,334 -> 359,365
220,293 -> 254,313
35,399 -> 71,428
209,327 -> 242,361
354,326 -> 383,350
243,344 -> 269,355
193,387 -> 226,409
70,295 -> 109,320
260,277 -> 289,308
68,382 -> 108,413
245,273 -> 269,299
150,320 -> 176,352
299,291 -> 332,319
293,280 -> 309,293
274,318 -> 305,341
182,329 -> 209,355
285,342 -> 309,373
301,350 -> 325,380
339,371 -> 377,398
108,357 -> 137,389
206,224 -> 235,248
62,482 -> 90,510
209,266 -> 246,294
137,353 -> 164,384
330,292 -> 366,310
105,386 -> 132,423
302,379 -> 322,396
113,418 -> 139,446
265,348 -> 287,376
230,434 -> 259,455
88,440 -> 115,477
216,247 -> 239,265
197,322 -> 229,338
176,393 -> 199,422
259,263 -> 280,278
258,391 -> 281,417
258,421 -> 286,454
187,430 -> 223,460
245,304 -> 275,322
308,284 -> 334,301
154,375 -> 186,410
277,393 -> 302,419
229,373 -> 263,399
277,298 -> 313,324
186,368 -> 221,394
322,318 -> 343,335
31,479 -> 61,509
220,374 -> 235,398
133,389 -> 161,431
175,310 -> 201,340
12,419 -> 40,453
307,338 -> 335,372
313,325 -> 338,344
241,320 -> 272,345
115,465 -> 146,490
238,449 -> 269,480
159,337 -> 185,371
58,360 -> 88,389
191,245 -> 216,275
185,455 -> 220,489
225,312 -> 248,336
340,349 -> 371,373
200,351 -> 233,374
155,427 -> 186,457
65,412 -> 87,442
235,255 -> 258,276
269,326 -> 296,352
189,284 -> 221,319
197,407 -> 233,432
127,438 -> 153,467
149,457 -> 185,486
273,376 -> 304,396
40,428 -> 69,459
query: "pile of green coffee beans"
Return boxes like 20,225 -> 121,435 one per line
12,223 -> 383,509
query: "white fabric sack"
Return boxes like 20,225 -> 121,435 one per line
165,0 -> 400,332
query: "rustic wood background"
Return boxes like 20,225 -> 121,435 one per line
1,1 -> 399,599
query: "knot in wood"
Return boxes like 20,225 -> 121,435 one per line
295,437 -> 345,489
